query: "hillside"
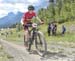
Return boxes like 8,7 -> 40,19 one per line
0,12 -> 23,28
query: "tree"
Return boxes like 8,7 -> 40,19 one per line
38,0 -> 75,24
49,0 -> 54,2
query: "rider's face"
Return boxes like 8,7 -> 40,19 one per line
29,10 -> 34,13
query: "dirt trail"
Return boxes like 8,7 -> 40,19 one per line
0,39 -> 75,61
0,39 -> 42,61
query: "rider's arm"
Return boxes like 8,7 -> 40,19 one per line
21,18 -> 24,25
35,16 -> 42,23
21,13 -> 26,25
21,18 -> 31,25
21,13 -> 31,25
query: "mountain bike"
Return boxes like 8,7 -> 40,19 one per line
24,23 -> 47,57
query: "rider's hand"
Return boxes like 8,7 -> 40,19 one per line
41,22 -> 44,24
40,20 -> 44,24
23,24 -> 25,26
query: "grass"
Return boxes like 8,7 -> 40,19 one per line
0,21 -> 75,45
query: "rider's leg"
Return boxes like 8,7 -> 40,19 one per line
24,27 -> 32,52
24,30 -> 30,49
27,30 -> 33,51
25,29 -> 34,52
24,23 -> 33,51
24,25 -> 30,49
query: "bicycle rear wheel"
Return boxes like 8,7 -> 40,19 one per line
34,31 -> 47,57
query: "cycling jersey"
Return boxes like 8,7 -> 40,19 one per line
23,11 -> 36,24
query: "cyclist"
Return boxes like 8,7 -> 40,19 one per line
21,5 -> 43,50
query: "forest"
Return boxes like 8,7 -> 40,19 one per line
38,0 -> 75,24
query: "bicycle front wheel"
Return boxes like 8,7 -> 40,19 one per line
34,31 -> 47,57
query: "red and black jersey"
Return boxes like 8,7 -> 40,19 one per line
23,11 -> 36,24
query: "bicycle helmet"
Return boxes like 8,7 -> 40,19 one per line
28,5 -> 35,10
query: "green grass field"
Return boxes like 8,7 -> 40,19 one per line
0,21 -> 75,45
